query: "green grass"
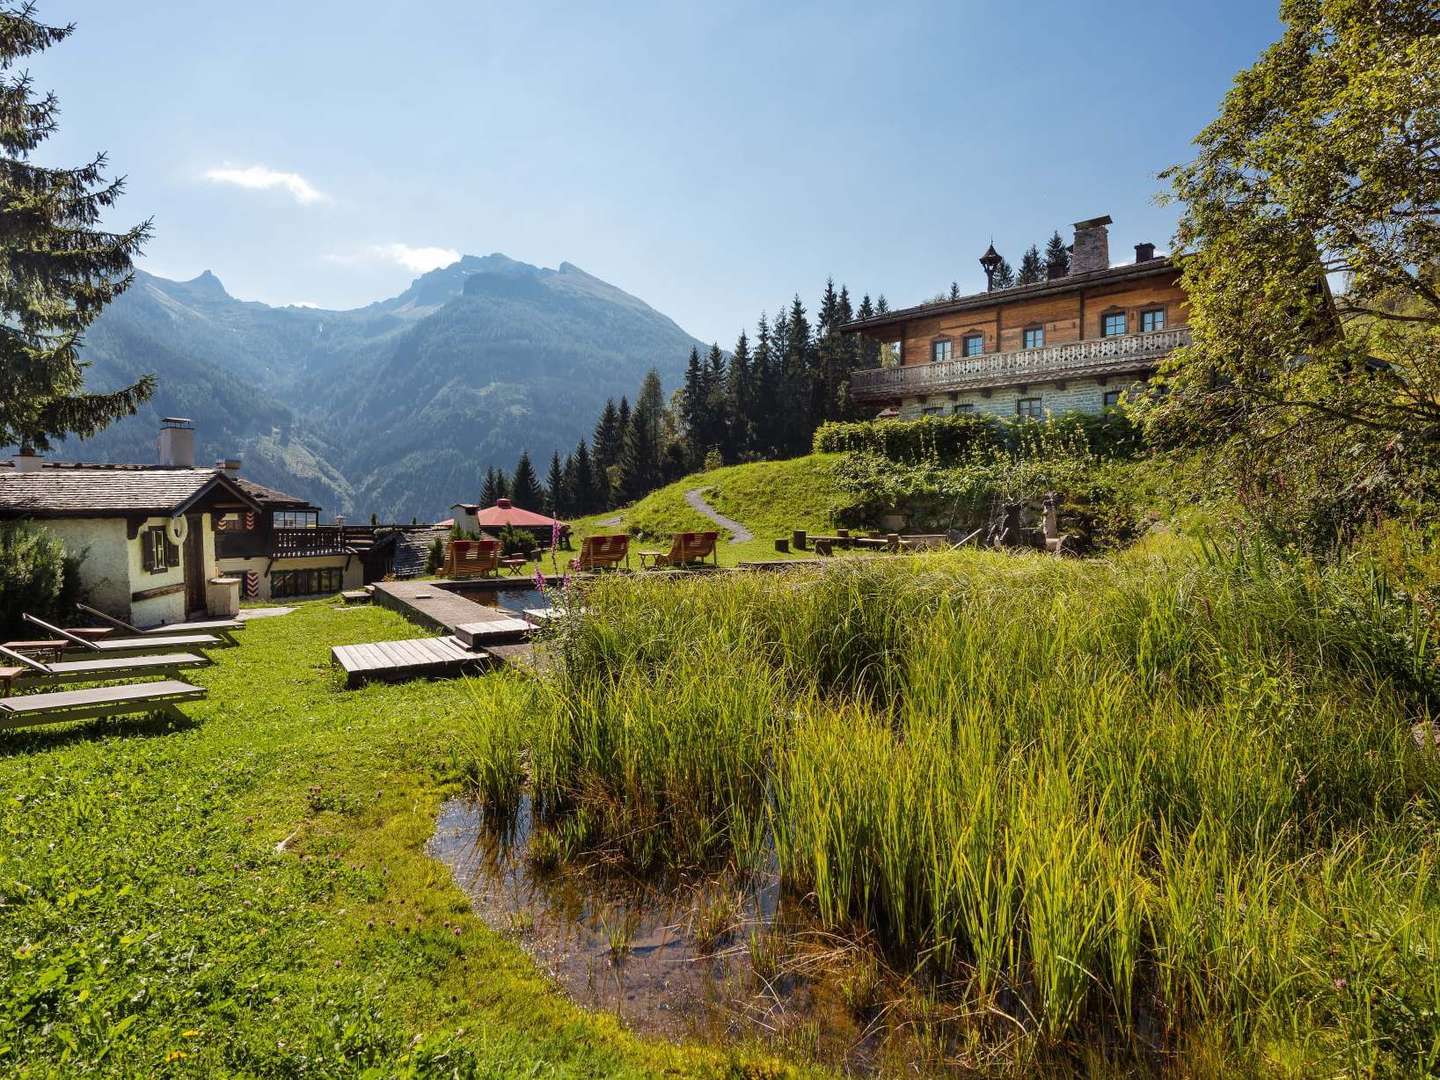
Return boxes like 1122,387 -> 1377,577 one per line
565,454 -> 849,567
465,536 -> 1440,1073
0,602 -> 797,1077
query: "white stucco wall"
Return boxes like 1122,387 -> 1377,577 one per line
39,512 -> 218,627
898,377 -> 1145,420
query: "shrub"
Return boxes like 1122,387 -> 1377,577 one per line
812,410 -> 1141,462
497,525 -> 533,557
0,521 -> 85,637
424,537 -> 443,575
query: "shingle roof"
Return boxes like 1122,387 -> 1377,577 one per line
231,476 -> 316,510
0,464 -> 262,517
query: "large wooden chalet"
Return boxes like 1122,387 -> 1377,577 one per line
843,215 -> 1189,418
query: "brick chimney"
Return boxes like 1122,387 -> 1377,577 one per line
1134,242 -> 1156,263
158,417 -> 195,468
1071,215 -> 1113,274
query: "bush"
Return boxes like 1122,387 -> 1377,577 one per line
0,522 -> 85,637
813,410 -> 1142,462
497,525 -> 533,557
424,537 -> 444,575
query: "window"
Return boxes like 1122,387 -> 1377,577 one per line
1023,326 -> 1045,350
921,405 -> 944,416
270,567 -> 343,598
931,339 -> 952,363
962,333 -> 984,357
1140,307 -> 1166,333
952,402 -> 975,412
273,510 -> 319,529
1103,389 -> 1124,409
1102,311 -> 1127,337
1016,397 -> 1044,419
140,526 -> 177,574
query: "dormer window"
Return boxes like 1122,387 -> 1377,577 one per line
1141,307 -> 1166,333
962,333 -> 984,357
1023,326 -> 1045,350
931,339 -> 952,363
1102,311 -> 1127,337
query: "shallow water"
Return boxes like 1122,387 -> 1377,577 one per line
428,796 -> 906,1068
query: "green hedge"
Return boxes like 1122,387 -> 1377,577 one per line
813,410 -> 1142,461
0,521 -> 85,638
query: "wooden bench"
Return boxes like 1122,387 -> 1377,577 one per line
0,644 -> 209,695
639,531 -> 719,569
569,534 -> 630,572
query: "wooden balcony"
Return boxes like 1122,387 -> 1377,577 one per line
849,327 -> 1191,402
271,525 -> 350,559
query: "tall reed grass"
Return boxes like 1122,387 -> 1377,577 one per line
463,537 -> 1440,1069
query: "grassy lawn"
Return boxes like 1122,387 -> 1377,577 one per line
0,601 -> 788,1077
565,454 -> 850,568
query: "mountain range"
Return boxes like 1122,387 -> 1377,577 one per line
56,255 -> 703,521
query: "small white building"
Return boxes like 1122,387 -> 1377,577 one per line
0,419 -> 363,626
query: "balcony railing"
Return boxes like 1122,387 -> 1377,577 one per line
850,327 -> 1191,402
271,525 -> 350,559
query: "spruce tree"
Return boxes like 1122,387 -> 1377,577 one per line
510,451 -> 540,508
1017,244 -> 1045,284
480,466 -> 501,506
1045,230 -> 1070,276
680,346 -> 704,462
616,392 -> 658,502
949,281 -> 961,300
544,450 -> 567,516
992,258 -> 1016,289
876,295 -> 889,314
571,439 -> 595,514
703,342 -> 726,459
592,399 -> 621,473
493,467 -> 510,500
724,330 -> 752,459
855,295 -> 881,371
750,313 -> 778,459
1,4 -> 155,451
781,295 -> 813,456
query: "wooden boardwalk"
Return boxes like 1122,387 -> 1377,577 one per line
331,635 -> 493,688
371,580 -> 522,635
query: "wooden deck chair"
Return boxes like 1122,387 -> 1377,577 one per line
0,679 -> 206,731
639,530 -> 720,569
76,601 -> 241,644
0,644 -> 209,696
23,614 -> 219,657
443,539 -> 501,579
568,533 -> 630,571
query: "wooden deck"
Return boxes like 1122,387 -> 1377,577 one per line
331,635 -> 494,688
370,580 -> 522,635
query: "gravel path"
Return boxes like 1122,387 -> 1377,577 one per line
684,487 -> 754,543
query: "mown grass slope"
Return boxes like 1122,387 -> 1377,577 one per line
0,602 -> 795,1077
566,454 -> 848,566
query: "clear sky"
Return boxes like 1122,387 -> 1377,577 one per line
32,0 -> 1281,345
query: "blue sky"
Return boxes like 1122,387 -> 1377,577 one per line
34,1 -> 1280,344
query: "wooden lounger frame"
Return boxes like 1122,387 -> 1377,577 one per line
0,644 -> 209,693
23,614 -> 220,656
76,602 -> 241,643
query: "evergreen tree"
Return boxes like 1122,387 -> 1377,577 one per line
544,450 -> 567,516
571,439 -> 596,515
510,451 -> 540,508
724,329 -> 752,458
949,281 -> 961,300
750,313 -> 779,459
480,466 -> 501,506
592,398 -> 621,473
680,346 -> 704,461
1,5 -> 155,451
702,342 -> 727,459
855,295 -> 881,371
616,388 -> 659,502
876,295 -> 889,314
1017,244 -> 1045,284
493,468 -> 509,500
992,258 -> 1016,289
617,396 -> 631,439
1045,230 -> 1070,276
781,295 -> 813,455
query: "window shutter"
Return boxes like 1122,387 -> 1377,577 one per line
141,530 -> 156,572
164,538 -> 180,568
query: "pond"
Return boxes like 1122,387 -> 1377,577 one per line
427,796 -> 951,1072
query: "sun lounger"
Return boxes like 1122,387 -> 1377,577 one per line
0,644 -> 209,695
639,531 -> 719,569
23,614 -> 219,656
444,539 -> 501,579
76,602 -> 241,643
568,533 -> 630,571
0,679 -> 206,731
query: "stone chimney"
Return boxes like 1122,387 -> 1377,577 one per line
215,457 -> 242,478
1134,242 -> 1156,263
12,446 -> 42,472
158,417 -> 195,468
1071,215 -> 1113,275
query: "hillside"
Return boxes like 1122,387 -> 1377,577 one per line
49,257 -> 703,521
566,454 -> 848,565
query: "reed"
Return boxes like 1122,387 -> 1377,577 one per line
462,537 -> 1440,1068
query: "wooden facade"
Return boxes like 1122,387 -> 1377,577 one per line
844,217 -> 1190,418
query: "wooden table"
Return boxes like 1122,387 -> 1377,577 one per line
501,556 -> 529,575
3,640 -> 68,663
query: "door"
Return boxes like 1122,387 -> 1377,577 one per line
183,514 -> 206,616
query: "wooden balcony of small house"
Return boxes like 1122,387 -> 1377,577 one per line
848,327 -> 1192,402
270,525 -> 351,559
